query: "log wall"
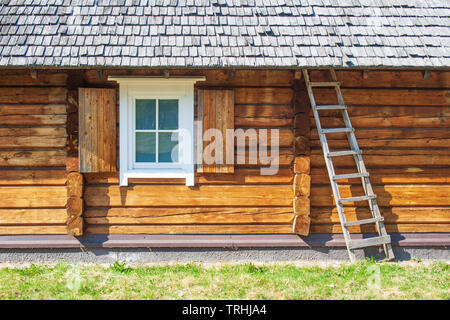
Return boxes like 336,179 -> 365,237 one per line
0,70 -> 68,234
0,68 -> 448,236
308,70 -> 450,233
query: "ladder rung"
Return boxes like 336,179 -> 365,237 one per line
320,128 -> 354,134
315,105 -> 347,110
339,194 -> 376,203
309,82 -> 340,87
344,217 -> 384,227
333,172 -> 369,180
327,150 -> 361,157
348,235 -> 391,250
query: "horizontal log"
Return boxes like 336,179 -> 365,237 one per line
235,149 -> 294,167
311,185 -> 450,207
294,196 -> 310,216
84,168 -> 294,185
310,224 -> 450,233
315,115 -> 449,129
311,128 -> 450,141
314,88 -> 449,106
312,138 -> 450,149
0,150 -> 66,167
235,104 -> 294,119
311,207 -> 450,224
85,185 -> 293,207
309,70 -> 450,89
235,117 -> 293,127
86,224 -> 294,234
234,88 -> 293,105
0,169 -> 67,185
0,104 -> 66,115
0,186 -> 67,208
0,135 -> 67,149
311,167 -> 450,185
0,209 -> 67,225
85,207 -> 294,225
0,87 -> 67,104
98,69 -> 294,87
0,225 -> 67,235
0,127 -> 67,137
0,114 -> 67,126
310,153 -> 450,168
0,72 -> 67,87
233,129 -> 293,148
67,172 -> 83,198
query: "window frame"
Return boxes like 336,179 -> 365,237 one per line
109,77 -> 205,187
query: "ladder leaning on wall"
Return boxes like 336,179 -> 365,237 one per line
302,69 -> 395,262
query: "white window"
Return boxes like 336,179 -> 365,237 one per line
108,77 -> 205,186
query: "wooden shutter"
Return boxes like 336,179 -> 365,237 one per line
79,88 -> 117,173
197,89 -> 234,173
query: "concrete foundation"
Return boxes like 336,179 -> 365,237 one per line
0,246 -> 448,263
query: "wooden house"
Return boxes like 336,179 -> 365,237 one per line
0,1 -> 448,255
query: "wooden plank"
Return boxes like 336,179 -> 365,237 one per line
0,104 -> 66,115
0,72 -> 68,87
235,116 -> 294,127
0,169 -> 67,185
85,207 -> 294,225
84,168 -> 294,185
314,88 -> 450,106
0,114 -> 67,125
235,104 -> 294,119
309,70 -> 450,89
0,225 -> 67,235
311,185 -> 450,207
198,89 -> 234,173
0,87 -> 67,104
0,150 -> 66,167
0,127 -> 67,137
235,88 -> 293,105
311,168 -> 450,185
310,224 -> 450,233
235,149 -> 294,167
79,88 -> 117,173
0,186 -> 67,208
311,207 -> 450,224
312,138 -> 450,149
0,136 -> 67,149
84,185 -> 293,207
0,209 -> 67,225
310,153 -> 450,168
86,224 -> 294,234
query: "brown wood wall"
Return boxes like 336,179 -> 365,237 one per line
0,68 -> 448,236
308,70 -> 450,233
0,70 -> 68,234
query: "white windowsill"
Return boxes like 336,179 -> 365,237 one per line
120,169 -> 194,187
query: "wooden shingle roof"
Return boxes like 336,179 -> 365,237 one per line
0,0 -> 449,68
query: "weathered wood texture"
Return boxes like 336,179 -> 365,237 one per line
0,70 -> 68,234
308,69 -> 450,234
79,88 -> 116,173
197,89 -> 235,173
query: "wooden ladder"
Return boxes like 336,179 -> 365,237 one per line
302,69 -> 395,262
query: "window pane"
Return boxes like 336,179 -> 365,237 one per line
136,133 -> 156,162
136,99 -> 156,130
158,99 -> 178,130
159,132 -> 178,163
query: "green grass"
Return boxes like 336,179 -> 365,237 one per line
0,260 -> 448,300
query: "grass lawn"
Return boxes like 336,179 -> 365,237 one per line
0,260 -> 448,300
